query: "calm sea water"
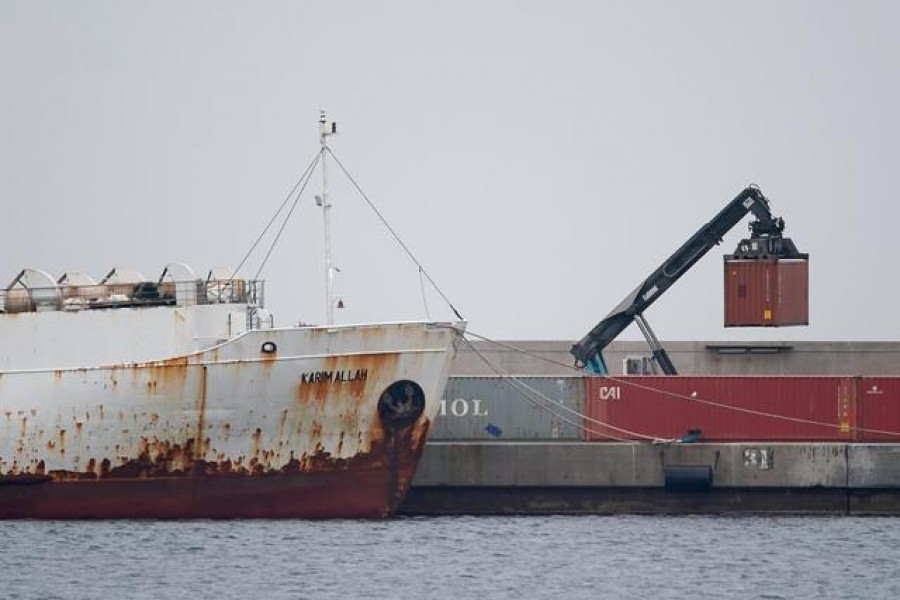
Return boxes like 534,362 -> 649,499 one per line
1,516 -> 897,599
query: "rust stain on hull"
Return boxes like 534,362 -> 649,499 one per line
0,323 -> 460,519
195,365 -> 208,460
0,417 -> 431,519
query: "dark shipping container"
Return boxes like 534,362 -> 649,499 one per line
584,376 -> 856,442
724,258 -> 809,327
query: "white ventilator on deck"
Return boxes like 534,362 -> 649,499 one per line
0,264 -> 266,369
58,272 -> 102,310
5,268 -> 61,312
159,262 -> 197,306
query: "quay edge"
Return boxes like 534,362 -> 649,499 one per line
402,441 -> 900,516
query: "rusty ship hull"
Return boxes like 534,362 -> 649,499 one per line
0,298 -> 462,518
0,112 -> 465,518
0,465 -> 415,519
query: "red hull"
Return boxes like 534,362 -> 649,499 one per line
0,467 -> 408,519
0,415 -> 432,519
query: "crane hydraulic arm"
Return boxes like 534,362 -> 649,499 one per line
570,186 -> 806,375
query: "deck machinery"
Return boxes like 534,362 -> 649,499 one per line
571,186 -> 808,375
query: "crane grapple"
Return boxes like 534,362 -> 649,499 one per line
571,186 -> 807,375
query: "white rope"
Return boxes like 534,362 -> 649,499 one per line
418,267 -> 431,321
462,329 -> 900,439
461,336 -> 652,443
603,374 -> 900,439
326,147 -> 463,320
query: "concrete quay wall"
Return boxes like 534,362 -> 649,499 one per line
403,442 -> 900,515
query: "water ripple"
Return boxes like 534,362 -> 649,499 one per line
0,516 -> 898,599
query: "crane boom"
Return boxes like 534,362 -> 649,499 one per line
570,186 -> 806,375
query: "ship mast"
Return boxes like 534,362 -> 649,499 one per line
318,111 -> 338,325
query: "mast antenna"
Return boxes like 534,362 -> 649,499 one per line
318,111 -> 338,325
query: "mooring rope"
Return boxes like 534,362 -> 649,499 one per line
461,330 -> 900,439
460,335 -> 653,443
326,147 -> 463,321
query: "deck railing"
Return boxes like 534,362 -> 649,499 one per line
0,279 -> 265,314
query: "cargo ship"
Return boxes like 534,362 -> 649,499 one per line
0,115 -> 464,519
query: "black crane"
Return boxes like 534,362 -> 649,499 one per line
570,186 -> 807,375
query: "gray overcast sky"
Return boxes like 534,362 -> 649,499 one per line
1,1 -> 898,342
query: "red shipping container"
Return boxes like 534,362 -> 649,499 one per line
584,376 -> 856,442
724,259 -> 809,327
858,377 -> 900,442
